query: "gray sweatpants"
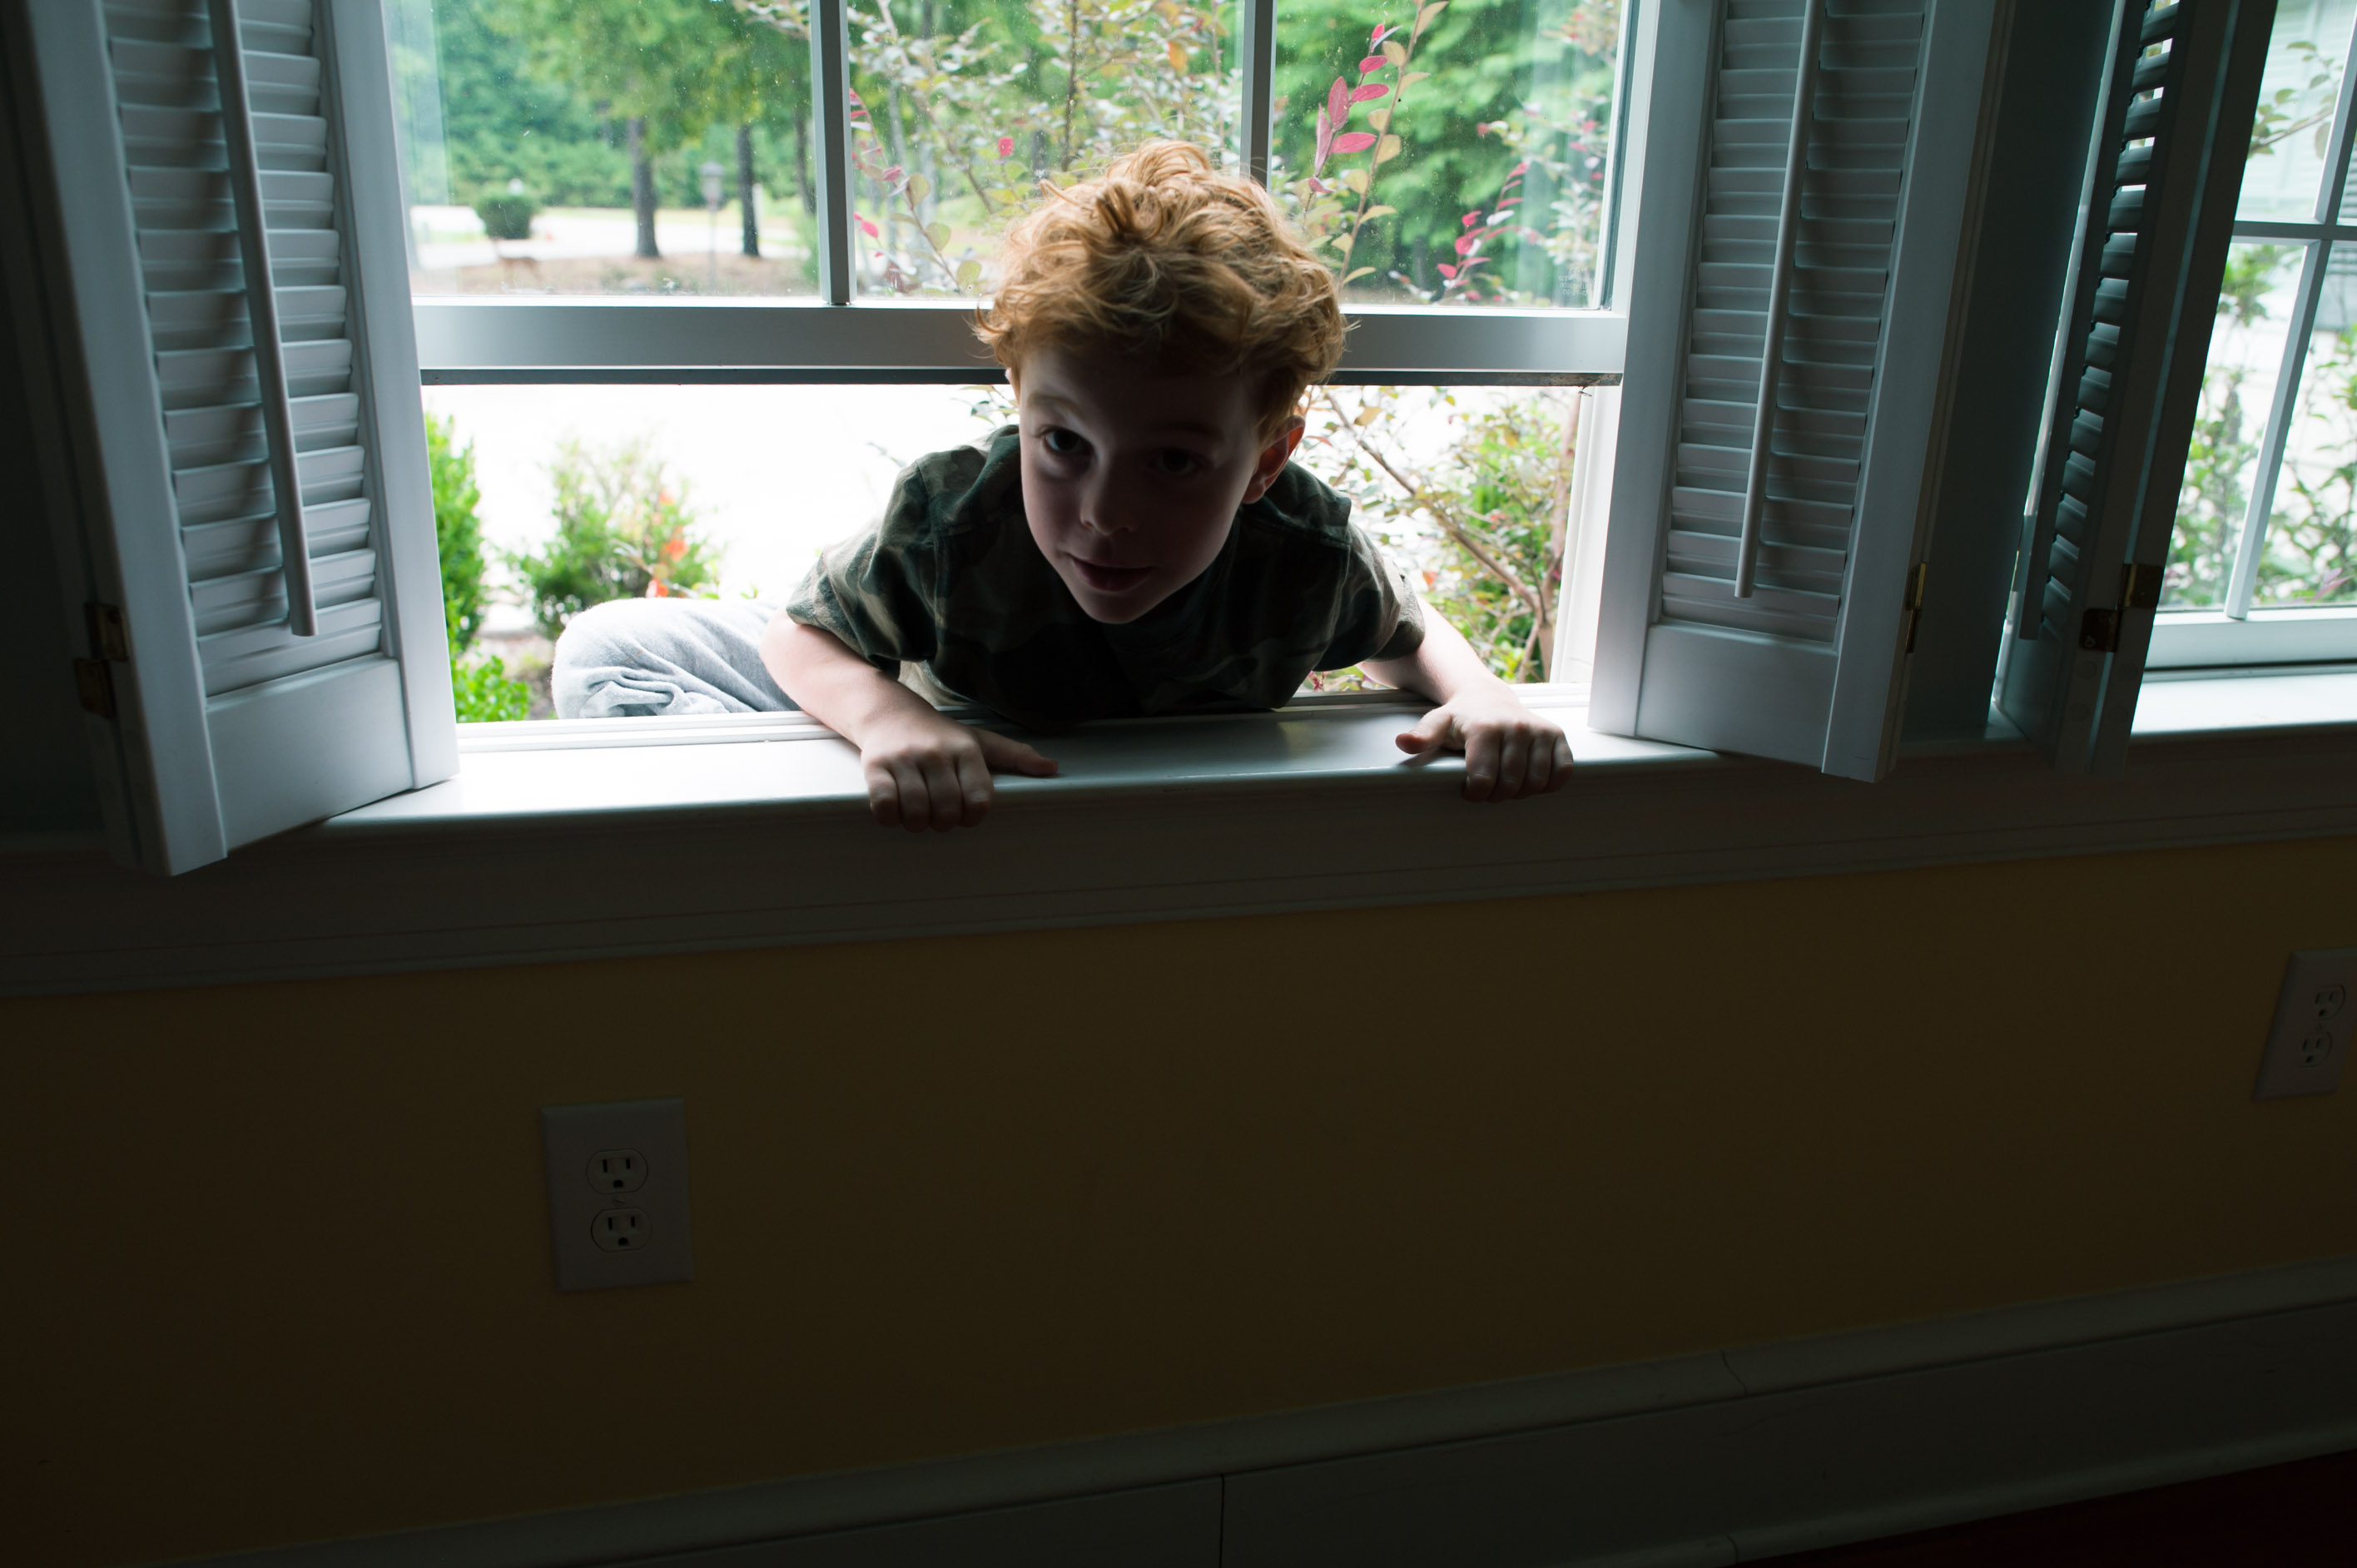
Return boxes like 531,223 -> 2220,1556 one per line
551,598 -> 799,718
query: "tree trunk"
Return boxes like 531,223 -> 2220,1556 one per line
628,117 -> 659,260
737,124 -> 759,257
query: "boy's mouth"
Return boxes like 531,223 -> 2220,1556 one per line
1069,555 -> 1155,593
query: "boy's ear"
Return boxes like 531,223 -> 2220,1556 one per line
1241,415 -> 1305,505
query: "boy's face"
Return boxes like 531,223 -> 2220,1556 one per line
1015,344 -> 1302,624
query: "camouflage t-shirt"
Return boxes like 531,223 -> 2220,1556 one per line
784,425 -> 1424,730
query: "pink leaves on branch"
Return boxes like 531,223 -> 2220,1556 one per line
1351,83 -> 1388,102
1332,132 -> 1378,154
1359,54 -> 1387,73
997,135 -> 1015,157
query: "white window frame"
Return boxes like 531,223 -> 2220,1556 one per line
403,0 -> 1648,677
2150,5 -> 2357,669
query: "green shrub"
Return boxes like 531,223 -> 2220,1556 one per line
453,654 -> 532,722
474,193 -> 538,242
428,411 -> 489,651
511,437 -> 722,639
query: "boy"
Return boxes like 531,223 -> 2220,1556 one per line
559,141 -> 1573,829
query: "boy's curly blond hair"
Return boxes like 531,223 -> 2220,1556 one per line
977,141 -> 1347,439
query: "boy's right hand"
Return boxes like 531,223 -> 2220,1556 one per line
861,710 -> 1059,831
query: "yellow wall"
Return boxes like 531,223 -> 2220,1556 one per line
9,836 -> 2357,1567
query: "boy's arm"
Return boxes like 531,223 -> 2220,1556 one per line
763,618 -> 1057,831
1359,606 -> 1573,801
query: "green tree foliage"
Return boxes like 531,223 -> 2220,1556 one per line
511,438 -> 723,638
433,0 -> 633,206
428,412 -> 533,721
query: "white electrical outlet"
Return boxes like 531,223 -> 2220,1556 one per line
2255,949 -> 2355,1100
542,1099 -> 694,1291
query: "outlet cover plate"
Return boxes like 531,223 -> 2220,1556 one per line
543,1099 -> 694,1291
2255,949 -> 2355,1100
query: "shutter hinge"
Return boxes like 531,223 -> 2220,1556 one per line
86,601 -> 129,661
73,659 -> 117,718
1902,562 -> 1930,654
2079,563 -> 2161,653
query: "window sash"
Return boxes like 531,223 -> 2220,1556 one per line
408,0 -> 1641,384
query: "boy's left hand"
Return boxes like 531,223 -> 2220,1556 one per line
1397,689 -> 1574,801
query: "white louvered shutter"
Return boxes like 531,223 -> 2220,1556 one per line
1997,0 -> 2273,773
1589,0 -> 1993,780
22,0 -> 453,874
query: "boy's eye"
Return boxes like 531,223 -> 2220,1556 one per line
1152,449 -> 1200,476
1042,427 -> 1086,455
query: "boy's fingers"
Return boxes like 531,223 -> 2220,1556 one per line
1397,708 -> 1453,757
954,748 -> 994,827
1493,730 -> 1531,800
978,729 -> 1060,777
1499,731 -> 1536,796
892,762 -> 933,833
1545,733 -> 1575,791
1461,732 -> 1499,801
866,763 -> 905,828
920,755 -> 965,831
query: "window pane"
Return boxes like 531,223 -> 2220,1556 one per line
2166,242 -> 2307,608
1271,0 -> 1624,308
848,0 -> 1243,297
421,381 -> 1602,718
2238,0 -> 2353,222
2248,241 -> 2357,607
392,0 -> 819,297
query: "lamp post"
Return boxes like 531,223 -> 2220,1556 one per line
701,160 -> 724,292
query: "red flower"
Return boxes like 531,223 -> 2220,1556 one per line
1332,131 -> 1377,154
997,135 -> 1015,157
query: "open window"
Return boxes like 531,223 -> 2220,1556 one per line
394,0 -> 1645,719
17,0 -> 456,874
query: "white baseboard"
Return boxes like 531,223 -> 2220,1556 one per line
188,1253 -> 2357,1568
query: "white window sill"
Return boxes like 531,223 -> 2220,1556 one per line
340,688 -> 1673,828
8,675 -> 2357,995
